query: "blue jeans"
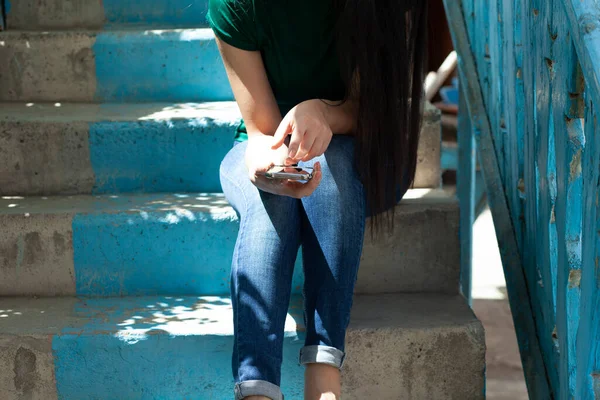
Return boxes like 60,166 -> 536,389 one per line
219,136 -> 366,400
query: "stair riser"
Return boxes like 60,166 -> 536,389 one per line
1,330 -> 483,400
0,303 -> 483,400
0,30 -> 232,102
5,0 -> 210,30
0,118 -> 238,195
0,204 -> 459,297
0,107 -> 440,195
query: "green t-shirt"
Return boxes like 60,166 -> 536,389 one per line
207,0 -> 346,141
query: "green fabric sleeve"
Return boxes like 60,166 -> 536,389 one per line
207,0 -> 259,51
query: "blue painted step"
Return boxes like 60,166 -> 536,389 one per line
0,29 -> 232,102
6,0 -> 210,30
0,102 -> 240,195
0,293 -> 485,399
0,191 -> 461,297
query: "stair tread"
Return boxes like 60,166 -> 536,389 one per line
0,27 -> 214,35
0,101 -> 240,123
0,293 -> 484,398
0,293 -> 479,337
0,101 -> 440,122
0,190 -> 456,216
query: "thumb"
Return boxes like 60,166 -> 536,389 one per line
271,116 -> 291,149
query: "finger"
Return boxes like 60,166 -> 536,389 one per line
253,162 -> 274,176
293,132 -> 316,161
272,116 -> 292,150
251,160 -> 275,177
301,138 -> 324,162
287,127 -> 305,160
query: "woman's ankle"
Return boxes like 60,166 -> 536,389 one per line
304,363 -> 341,400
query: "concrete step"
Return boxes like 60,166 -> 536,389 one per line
0,102 -> 441,195
0,29 -> 232,103
0,102 -> 239,194
5,0 -> 210,30
0,190 -> 459,297
0,293 -> 485,399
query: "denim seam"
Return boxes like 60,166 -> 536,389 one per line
220,169 -> 250,384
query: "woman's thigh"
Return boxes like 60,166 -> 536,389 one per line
219,141 -> 302,309
300,135 -> 366,277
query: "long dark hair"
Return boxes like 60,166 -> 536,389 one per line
335,0 -> 428,232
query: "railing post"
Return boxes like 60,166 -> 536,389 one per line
558,2 -> 600,398
522,0 -> 562,393
457,91 -> 475,305
552,4 -> 585,397
577,90 -> 600,400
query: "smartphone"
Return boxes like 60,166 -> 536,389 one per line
265,165 -> 314,181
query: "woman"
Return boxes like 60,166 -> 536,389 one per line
208,0 -> 427,399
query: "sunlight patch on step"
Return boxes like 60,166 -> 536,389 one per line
140,29 -> 214,41
113,296 -> 301,344
403,189 -> 434,199
158,208 -> 197,224
137,102 -> 240,122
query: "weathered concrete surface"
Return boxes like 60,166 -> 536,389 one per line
6,0 -> 210,30
6,0 -> 105,30
0,29 -> 231,103
360,190 -> 459,294
0,191 -> 458,296
0,213 -> 75,296
0,102 -> 240,195
0,101 -> 440,195
0,31 -> 97,102
0,335 -> 58,400
0,119 -> 94,195
0,293 -> 484,399
414,102 -> 442,189
343,293 -> 485,399
0,296 -> 78,400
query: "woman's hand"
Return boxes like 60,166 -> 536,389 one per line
245,135 -> 323,198
271,100 -> 333,163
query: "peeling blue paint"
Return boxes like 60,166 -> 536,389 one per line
92,29 -> 232,102
72,211 -> 304,296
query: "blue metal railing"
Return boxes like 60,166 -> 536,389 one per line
445,0 -> 600,398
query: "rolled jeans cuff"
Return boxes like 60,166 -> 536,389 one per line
234,380 -> 283,400
299,345 -> 345,369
